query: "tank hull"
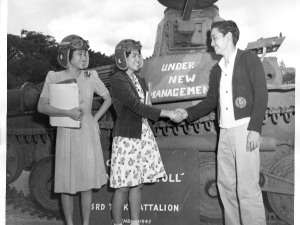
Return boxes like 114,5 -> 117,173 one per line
6,76 -> 295,225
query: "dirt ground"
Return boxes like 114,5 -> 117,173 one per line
6,204 -> 64,225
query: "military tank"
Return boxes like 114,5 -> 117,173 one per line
6,0 -> 295,224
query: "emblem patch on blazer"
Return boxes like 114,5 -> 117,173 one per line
235,97 -> 247,108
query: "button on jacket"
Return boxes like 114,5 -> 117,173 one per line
186,49 -> 268,134
110,71 -> 161,139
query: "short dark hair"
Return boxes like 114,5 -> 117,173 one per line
69,49 -> 75,61
211,20 -> 240,46
125,50 -> 141,58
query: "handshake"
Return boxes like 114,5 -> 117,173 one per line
165,108 -> 188,123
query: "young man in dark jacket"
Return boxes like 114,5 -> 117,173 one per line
175,20 -> 268,225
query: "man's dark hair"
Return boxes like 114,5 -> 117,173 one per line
211,20 -> 240,46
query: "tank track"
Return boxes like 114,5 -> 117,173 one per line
7,106 -> 294,140
153,106 -> 295,136
6,185 -> 63,221
6,107 -> 294,224
7,127 -> 56,144
7,121 -> 114,142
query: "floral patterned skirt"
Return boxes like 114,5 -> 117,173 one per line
110,119 -> 166,188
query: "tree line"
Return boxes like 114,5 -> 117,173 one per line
7,30 -> 114,89
7,30 -> 295,89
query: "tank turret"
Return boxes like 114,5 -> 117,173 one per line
154,0 -> 220,56
140,0 -> 224,105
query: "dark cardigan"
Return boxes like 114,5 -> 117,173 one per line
186,49 -> 268,134
110,70 -> 161,139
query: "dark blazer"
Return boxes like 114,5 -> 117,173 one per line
187,49 -> 268,133
110,70 -> 161,139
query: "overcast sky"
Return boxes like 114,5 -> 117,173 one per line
6,0 -> 298,67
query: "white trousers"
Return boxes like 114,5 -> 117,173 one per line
217,123 -> 266,225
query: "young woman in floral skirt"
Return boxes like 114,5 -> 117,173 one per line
109,39 -> 180,225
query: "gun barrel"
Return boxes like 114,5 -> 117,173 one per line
158,0 -> 218,10
246,36 -> 285,54
182,0 -> 196,20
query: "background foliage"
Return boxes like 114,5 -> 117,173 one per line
7,30 -> 114,89
7,30 -> 295,89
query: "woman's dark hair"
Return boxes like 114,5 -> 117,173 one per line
125,51 -> 130,58
125,50 -> 141,58
211,20 -> 240,46
69,49 -> 75,61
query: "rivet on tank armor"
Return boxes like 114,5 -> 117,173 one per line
283,112 -> 292,123
41,134 -> 47,143
50,134 -> 55,142
182,124 -> 190,134
271,112 -> 279,124
33,135 -> 39,144
204,121 -> 212,131
162,126 -> 170,136
25,135 -> 32,143
172,126 -> 179,135
193,123 -> 201,133
17,134 -> 24,143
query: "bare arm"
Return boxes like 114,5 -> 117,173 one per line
93,93 -> 112,122
37,97 -> 83,121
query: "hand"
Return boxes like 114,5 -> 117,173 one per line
175,108 -> 188,120
161,109 -> 184,123
68,107 -> 83,121
169,110 -> 184,123
247,131 -> 260,151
